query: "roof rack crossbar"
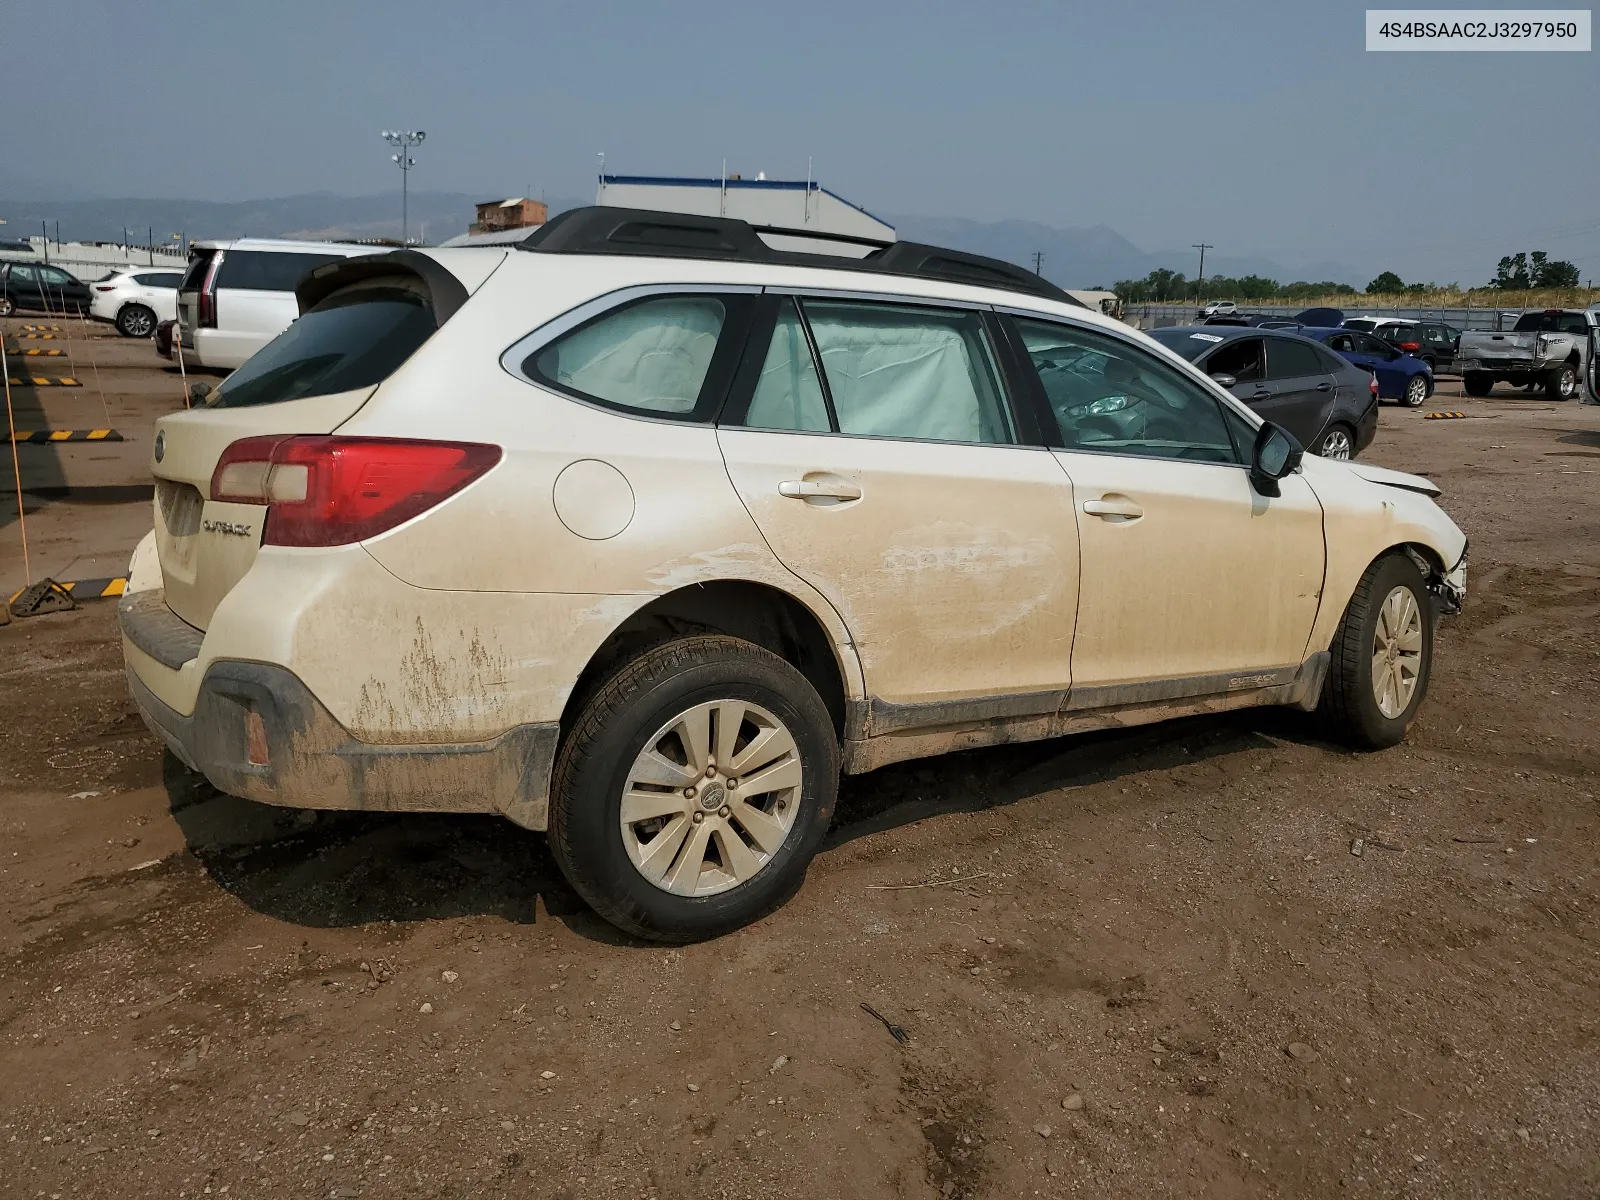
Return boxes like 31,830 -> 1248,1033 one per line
517,207 -> 1080,306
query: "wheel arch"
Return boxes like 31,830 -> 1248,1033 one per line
560,579 -> 857,745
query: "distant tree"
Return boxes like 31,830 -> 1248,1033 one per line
1490,253 -> 1531,290
1531,252 -> 1580,289
1367,271 -> 1406,294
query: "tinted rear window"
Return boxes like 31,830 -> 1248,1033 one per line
135,272 -> 182,287
208,284 -> 434,409
1342,318 -> 1378,332
1512,311 -> 1588,334
181,250 -> 217,290
215,251 -> 345,292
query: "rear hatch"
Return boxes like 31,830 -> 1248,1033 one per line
1459,330 -> 1539,364
152,251 -> 489,630
176,247 -> 220,346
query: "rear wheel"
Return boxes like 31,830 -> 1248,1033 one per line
116,304 -> 157,338
1463,372 -> 1492,397
1315,424 -> 1355,460
1317,554 -> 1434,749
1545,363 -> 1577,401
1402,374 -> 1429,408
0,295 -> 14,317
548,635 -> 839,942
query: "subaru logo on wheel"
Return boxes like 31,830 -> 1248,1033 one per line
153,431 -> 165,463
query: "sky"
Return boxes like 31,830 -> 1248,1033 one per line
4,0 -> 1597,285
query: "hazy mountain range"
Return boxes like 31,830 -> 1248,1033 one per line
0,191 -> 1362,289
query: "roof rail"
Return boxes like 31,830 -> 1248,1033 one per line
518,207 -> 1080,306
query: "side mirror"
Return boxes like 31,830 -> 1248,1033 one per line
187,381 -> 212,404
1209,373 -> 1238,388
1250,422 -> 1303,497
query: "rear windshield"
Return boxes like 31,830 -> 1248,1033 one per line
180,250 -> 217,290
1341,318 -> 1378,331
215,250 -> 346,292
207,284 -> 435,409
1145,328 -> 1222,362
1512,311 -> 1588,334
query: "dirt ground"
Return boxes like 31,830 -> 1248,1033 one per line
2,346 -> 1598,1197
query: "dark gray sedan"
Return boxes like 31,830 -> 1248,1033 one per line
1147,325 -> 1379,459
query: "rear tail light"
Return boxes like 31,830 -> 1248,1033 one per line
1369,373 -> 1379,398
94,284 -> 117,292
209,436 -> 501,547
1398,341 -> 1419,352
197,254 -> 222,328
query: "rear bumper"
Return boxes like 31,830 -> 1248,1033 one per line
121,585 -> 560,830
126,658 -> 559,831
1456,358 -> 1550,375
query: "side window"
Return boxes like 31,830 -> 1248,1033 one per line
1265,337 -> 1327,379
1326,333 -> 1355,352
1422,325 -> 1445,344
216,251 -> 343,291
528,294 -> 727,417
1014,317 -> 1241,465
744,299 -> 830,433
8,265 -> 37,283
801,300 -> 1013,444
39,266 -> 72,286
135,272 -> 181,287
1311,344 -> 1351,373
1357,333 -> 1392,356
1204,337 -> 1264,382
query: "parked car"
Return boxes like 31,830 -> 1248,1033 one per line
1146,325 -> 1379,458
0,261 -> 91,316
176,238 -> 382,370
89,265 -> 185,338
1308,327 -> 1434,407
1199,300 -> 1237,318
1342,317 -> 1460,372
120,206 -> 1466,942
1456,308 -> 1599,400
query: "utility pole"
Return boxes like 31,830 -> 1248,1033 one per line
382,130 -> 426,246
1192,243 -> 1213,303
1032,251 -> 1045,276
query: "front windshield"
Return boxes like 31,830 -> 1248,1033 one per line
1145,328 -> 1223,362
210,285 -> 435,409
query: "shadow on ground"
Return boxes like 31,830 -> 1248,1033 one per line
166,707 -> 1318,942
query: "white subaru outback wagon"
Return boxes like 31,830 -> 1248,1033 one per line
121,207 -> 1467,941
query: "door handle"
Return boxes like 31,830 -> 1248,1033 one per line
1316,381 -> 1333,391
1251,387 -> 1272,398
1082,496 -> 1144,520
779,479 -> 862,501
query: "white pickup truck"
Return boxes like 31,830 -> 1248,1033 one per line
1457,308 -> 1599,401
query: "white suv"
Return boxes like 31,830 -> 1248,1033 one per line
89,265 -> 185,337
176,238 -> 381,370
121,208 -> 1467,941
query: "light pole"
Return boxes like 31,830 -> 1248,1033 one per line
382,130 -> 425,246
1192,243 -> 1212,306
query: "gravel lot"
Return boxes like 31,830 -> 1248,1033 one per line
3,327 -> 1598,1198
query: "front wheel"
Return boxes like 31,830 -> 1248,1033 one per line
548,635 -> 839,942
1316,423 -> 1355,460
116,304 -> 157,338
0,295 -> 14,317
1402,374 -> 1429,408
1463,372 -> 1492,397
1546,363 -> 1577,401
1317,554 -> 1435,749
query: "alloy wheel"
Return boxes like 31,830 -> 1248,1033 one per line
619,698 -> 803,897
1404,375 -> 1428,407
1371,585 -> 1424,719
1318,428 -> 1353,460
120,306 -> 155,337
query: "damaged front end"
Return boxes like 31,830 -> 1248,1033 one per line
1413,542 -> 1467,617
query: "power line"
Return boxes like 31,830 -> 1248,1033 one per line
1192,243 -> 1212,300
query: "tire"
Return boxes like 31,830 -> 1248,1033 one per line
1422,356 -> 1435,371
1317,554 -> 1435,749
1463,372 -> 1492,397
1545,363 -> 1577,401
116,304 -> 156,338
0,295 -> 13,317
548,634 -> 839,942
1402,374 -> 1429,408
1315,423 -> 1355,460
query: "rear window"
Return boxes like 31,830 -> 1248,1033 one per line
215,250 -> 345,292
208,283 -> 435,409
1342,318 -> 1378,332
1512,311 -> 1588,334
181,250 -> 217,290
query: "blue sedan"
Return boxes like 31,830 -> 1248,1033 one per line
1303,326 -> 1434,408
